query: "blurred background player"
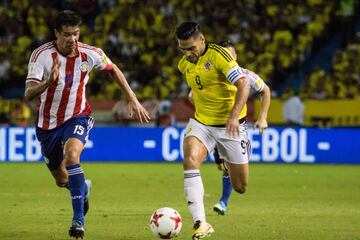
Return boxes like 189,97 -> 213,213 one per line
156,100 -> 177,126
282,90 -> 305,126
212,40 -> 271,215
24,10 -> 150,239
176,22 -> 251,239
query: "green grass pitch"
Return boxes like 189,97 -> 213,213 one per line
0,162 -> 359,240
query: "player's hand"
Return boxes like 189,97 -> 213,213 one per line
188,90 -> 194,105
254,117 -> 268,134
128,98 -> 151,123
225,116 -> 240,138
48,56 -> 60,84
217,163 -> 227,172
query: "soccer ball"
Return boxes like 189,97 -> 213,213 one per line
149,207 -> 182,239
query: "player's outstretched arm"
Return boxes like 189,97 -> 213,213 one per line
108,63 -> 150,123
254,84 -> 270,134
24,57 -> 60,101
226,77 -> 249,137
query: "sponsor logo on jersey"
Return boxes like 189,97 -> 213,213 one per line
204,61 -> 211,71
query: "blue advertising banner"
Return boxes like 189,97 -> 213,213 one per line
0,126 -> 359,163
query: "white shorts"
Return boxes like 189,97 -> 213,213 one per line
184,118 -> 251,164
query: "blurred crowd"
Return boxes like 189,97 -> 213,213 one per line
299,33 -> 360,99
0,0 -> 359,126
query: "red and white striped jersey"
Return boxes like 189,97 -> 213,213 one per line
26,41 -> 113,130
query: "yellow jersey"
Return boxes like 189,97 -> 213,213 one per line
178,43 -> 247,125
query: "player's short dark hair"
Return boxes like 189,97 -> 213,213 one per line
175,21 -> 201,40
219,39 -> 235,48
55,10 -> 82,32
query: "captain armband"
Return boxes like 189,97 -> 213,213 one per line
226,66 -> 246,85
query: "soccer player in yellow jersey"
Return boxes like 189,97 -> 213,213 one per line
212,40 -> 270,215
176,22 -> 250,239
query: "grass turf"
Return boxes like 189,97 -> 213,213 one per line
0,162 -> 359,240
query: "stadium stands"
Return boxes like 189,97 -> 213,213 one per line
0,0 -> 359,126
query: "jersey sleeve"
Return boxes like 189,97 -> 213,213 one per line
177,57 -> 186,74
92,48 -> 113,71
249,76 -> 265,92
214,47 -> 245,84
242,68 -> 265,92
26,51 -> 45,84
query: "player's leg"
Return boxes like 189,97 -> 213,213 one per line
220,172 -> 232,202
83,179 -> 92,216
225,162 -> 248,194
36,126 -> 68,188
183,136 -> 208,222
47,137 -> 91,214
63,137 -> 85,225
64,138 -> 87,239
50,160 -> 68,187
35,118 -> 91,239
62,116 -> 94,239
216,124 -> 251,194
213,148 -> 232,215
183,119 -> 215,239
50,158 -> 92,218
36,127 -> 70,191
183,136 -> 214,239
224,135 -> 250,194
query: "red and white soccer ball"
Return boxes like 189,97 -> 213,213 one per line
149,207 -> 182,239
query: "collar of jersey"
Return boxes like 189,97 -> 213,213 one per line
200,43 -> 209,57
54,40 -> 80,59
186,43 -> 209,65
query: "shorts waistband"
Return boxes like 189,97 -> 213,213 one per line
194,117 -> 246,127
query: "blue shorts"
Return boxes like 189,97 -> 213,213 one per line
36,116 -> 94,171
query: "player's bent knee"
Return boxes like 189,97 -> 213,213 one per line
56,181 -> 68,188
64,148 -> 81,163
233,184 -> 247,194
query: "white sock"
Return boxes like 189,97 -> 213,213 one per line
184,169 -> 206,223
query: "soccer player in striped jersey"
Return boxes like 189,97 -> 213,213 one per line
176,22 -> 250,239
24,10 -> 150,239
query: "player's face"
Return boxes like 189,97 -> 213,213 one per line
55,25 -> 80,55
227,46 -> 237,60
178,35 -> 205,64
